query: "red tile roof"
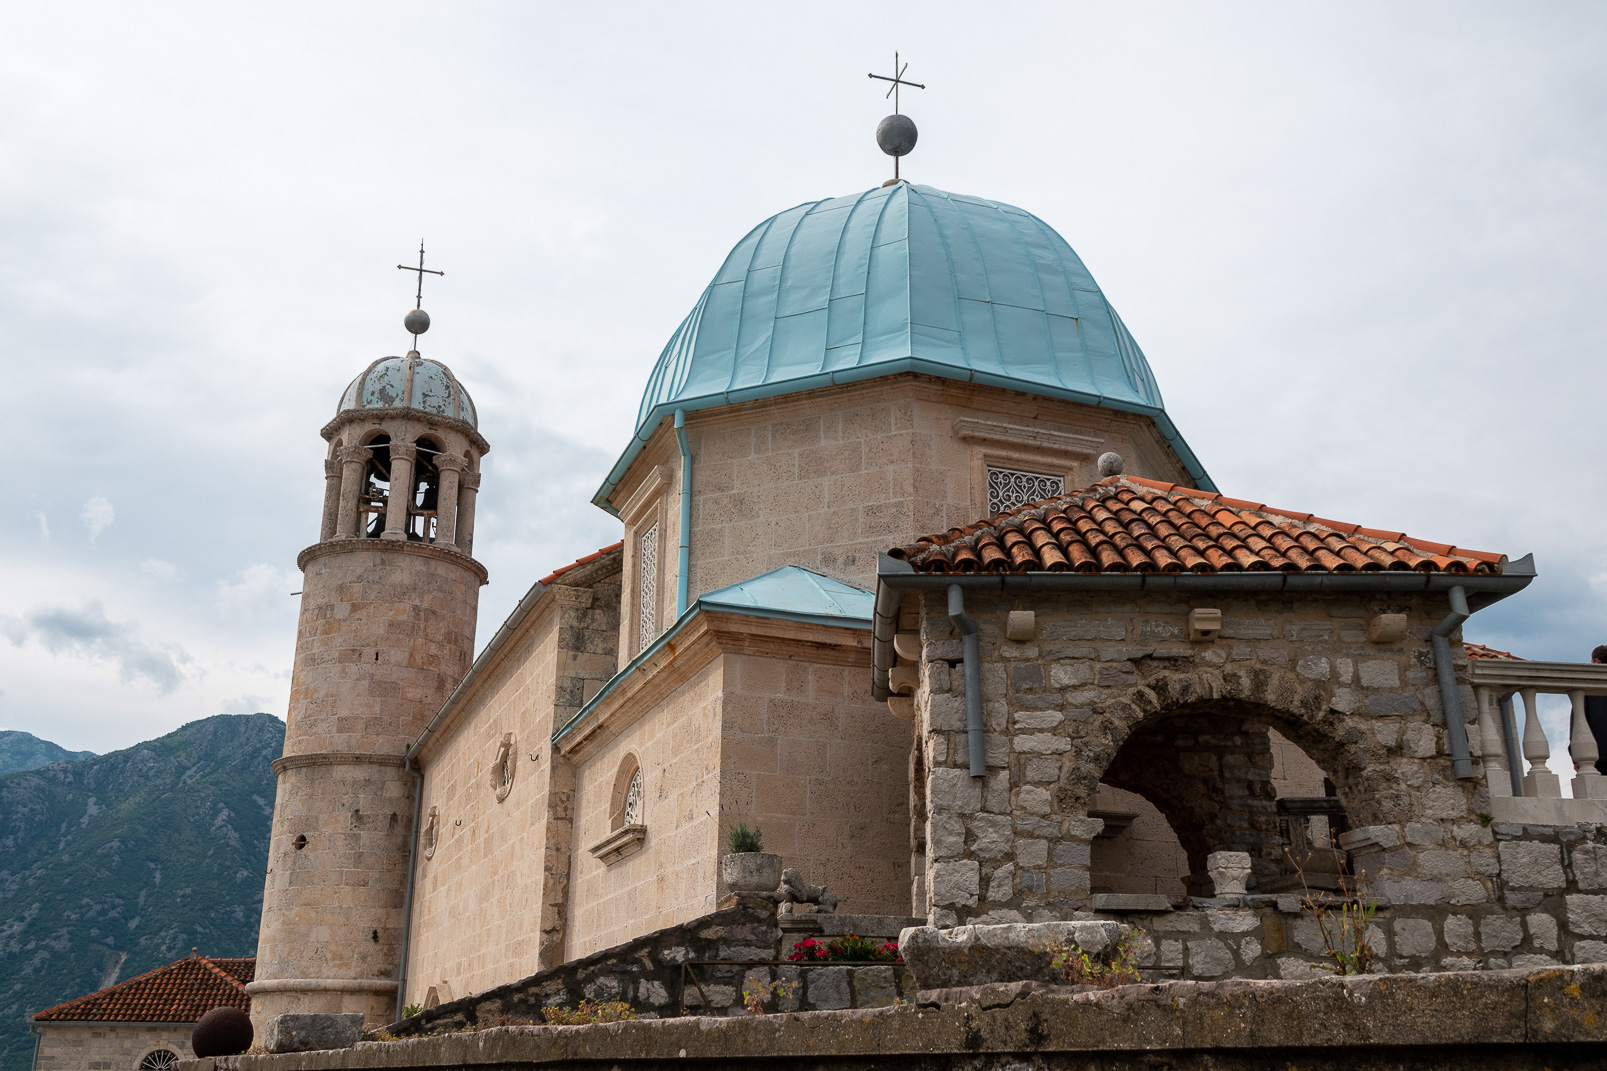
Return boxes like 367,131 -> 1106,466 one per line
890,475 -> 1506,576
537,542 -> 624,586
1465,643 -> 1523,661
34,954 -> 253,1023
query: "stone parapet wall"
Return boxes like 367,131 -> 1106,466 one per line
389,898 -> 913,1031
35,1022 -> 196,1071
191,965 -> 1607,1071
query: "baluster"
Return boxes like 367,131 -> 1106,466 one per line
1476,687 -> 1510,797
1520,688 -> 1562,798
1570,689 -> 1606,800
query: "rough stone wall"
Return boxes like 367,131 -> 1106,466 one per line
717,653 -> 912,917
35,1023 -> 195,1071
668,378 -> 1191,603
908,585 -> 1607,972
1089,784 -> 1190,897
406,561 -> 620,1006
566,660 -> 725,959
205,966 -> 1607,1071
914,588 -> 1463,927
390,897 -> 910,1031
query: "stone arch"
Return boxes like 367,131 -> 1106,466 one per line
1058,664 -> 1403,892
609,753 -> 643,831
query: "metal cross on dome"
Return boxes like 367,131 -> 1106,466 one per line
868,51 -> 925,113
397,241 -> 444,308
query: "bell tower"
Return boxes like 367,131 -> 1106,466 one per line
249,267 -> 488,1033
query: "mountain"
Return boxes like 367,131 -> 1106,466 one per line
0,731 -> 95,776
0,714 -> 283,1071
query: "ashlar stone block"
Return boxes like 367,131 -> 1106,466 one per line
1571,843 -> 1607,890
1567,894 -> 1607,936
1393,918 -> 1437,958
1498,840 -> 1567,889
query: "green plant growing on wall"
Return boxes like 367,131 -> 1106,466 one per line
727,823 -> 763,853
742,977 -> 801,1014
540,1001 -> 637,1025
1289,847 -> 1379,976
1032,929 -> 1150,987
400,1003 -> 422,1019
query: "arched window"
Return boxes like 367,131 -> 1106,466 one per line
610,755 -> 644,832
359,434 -> 393,538
138,1050 -> 179,1071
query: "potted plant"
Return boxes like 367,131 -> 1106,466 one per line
719,823 -> 782,894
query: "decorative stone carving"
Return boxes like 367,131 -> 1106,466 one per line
773,867 -> 838,913
1207,851 -> 1253,897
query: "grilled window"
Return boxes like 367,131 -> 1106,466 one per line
638,523 -> 659,650
986,466 -> 1064,515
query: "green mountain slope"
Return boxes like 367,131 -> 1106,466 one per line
0,731 -> 95,776
0,713 -> 283,1071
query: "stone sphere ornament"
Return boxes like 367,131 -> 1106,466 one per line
1096,451 -> 1124,478
876,114 -> 918,157
404,307 -> 431,336
191,1006 -> 254,1058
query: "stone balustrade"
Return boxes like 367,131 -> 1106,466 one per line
1471,659 -> 1607,825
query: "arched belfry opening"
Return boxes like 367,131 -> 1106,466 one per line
409,437 -> 443,542
360,433 -> 393,538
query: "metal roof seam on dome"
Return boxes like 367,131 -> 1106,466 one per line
598,183 -> 1211,513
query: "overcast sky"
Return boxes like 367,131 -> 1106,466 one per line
4,3 -> 1604,766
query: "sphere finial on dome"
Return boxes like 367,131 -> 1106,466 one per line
867,52 -> 925,184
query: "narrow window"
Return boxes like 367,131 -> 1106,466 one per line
622,768 -> 643,826
637,523 -> 659,650
986,466 -> 1064,515
421,806 -> 439,859
610,756 -> 644,831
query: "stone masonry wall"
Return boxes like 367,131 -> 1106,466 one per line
717,652 -> 912,918
35,1023 -> 196,1071
389,897 -> 910,1032
406,558 -> 620,1008
910,586 -> 1607,971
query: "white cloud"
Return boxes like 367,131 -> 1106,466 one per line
37,512 -> 51,546
3,600 -> 189,693
216,563 -> 300,610
80,497 -> 113,542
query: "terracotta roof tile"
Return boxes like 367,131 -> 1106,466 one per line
537,542 -> 624,586
889,476 -> 1507,576
1465,643 -> 1523,661
34,954 -> 253,1023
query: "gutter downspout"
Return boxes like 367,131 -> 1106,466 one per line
30,1024 -> 42,1071
947,584 -> 985,778
1432,584 -> 1476,780
394,754 -> 424,1023
674,410 -> 691,616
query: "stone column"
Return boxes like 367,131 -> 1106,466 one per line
433,454 -> 464,547
319,458 -> 342,542
455,470 -> 482,555
335,446 -> 372,539
382,442 -> 417,542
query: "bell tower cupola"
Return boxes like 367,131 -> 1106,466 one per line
250,252 -> 489,1033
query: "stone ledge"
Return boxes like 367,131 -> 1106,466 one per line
182,965 -> 1606,1070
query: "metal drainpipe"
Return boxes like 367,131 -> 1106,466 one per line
393,753 -> 425,1023
29,1024 -> 42,1071
674,410 -> 691,616
1431,584 -> 1476,780
947,584 -> 985,778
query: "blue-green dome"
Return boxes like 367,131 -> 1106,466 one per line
597,183 -> 1209,509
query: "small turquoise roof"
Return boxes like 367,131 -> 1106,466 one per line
595,183 -> 1211,511
698,565 -> 873,628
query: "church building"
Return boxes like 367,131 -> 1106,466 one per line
247,110 -> 1607,1032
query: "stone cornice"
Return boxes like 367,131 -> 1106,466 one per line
271,752 -> 406,775
296,536 -> 489,584
952,416 -> 1104,456
554,610 -> 871,762
321,407 -> 490,455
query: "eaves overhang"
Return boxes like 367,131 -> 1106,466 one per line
870,551 -> 1537,700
